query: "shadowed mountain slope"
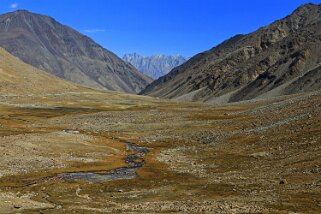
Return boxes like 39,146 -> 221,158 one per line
0,10 -> 152,93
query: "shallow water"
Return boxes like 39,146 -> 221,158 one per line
57,143 -> 149,182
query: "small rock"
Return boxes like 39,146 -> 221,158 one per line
56,205 -> 62,209
250,151 -> 269,158
63,129 -> 80,134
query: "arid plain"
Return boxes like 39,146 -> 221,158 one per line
0,87 -> 320,213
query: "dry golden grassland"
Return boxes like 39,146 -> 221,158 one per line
0,90 -> 320,213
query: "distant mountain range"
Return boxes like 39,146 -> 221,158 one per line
123,53 -> 187,80
140,3 -> 321,103
0,10 -> 152,93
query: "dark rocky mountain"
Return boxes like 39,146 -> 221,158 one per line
123,53 -> 187,80
141,3 -> 321,103
0,10 -> 152,93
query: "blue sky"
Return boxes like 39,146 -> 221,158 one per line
1,0 -> 321,58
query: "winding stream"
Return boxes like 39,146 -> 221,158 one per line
57,143 -> 149,182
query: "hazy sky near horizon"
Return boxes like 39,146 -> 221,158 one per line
1,0 -> 321,58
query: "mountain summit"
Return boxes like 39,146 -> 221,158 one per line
0,10 -> 152,93
141,3 -> 321,103
123,53 -> 187,80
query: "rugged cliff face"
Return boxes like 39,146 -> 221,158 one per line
123,53 -> 187,80
141,4 -> 321,103
0,10 -> 152,93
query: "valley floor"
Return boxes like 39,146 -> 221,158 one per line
0,90 -> 320,213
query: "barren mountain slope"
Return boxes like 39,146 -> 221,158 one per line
141,4 -> 321,102
0,10 -> 152,93
0,47 -> 81,95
